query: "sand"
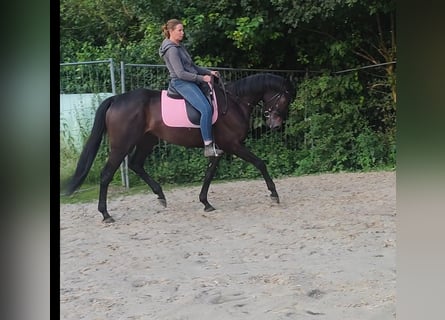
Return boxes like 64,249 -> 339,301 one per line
60,171 -> 396,319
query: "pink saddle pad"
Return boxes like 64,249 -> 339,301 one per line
161,90 -> 218,128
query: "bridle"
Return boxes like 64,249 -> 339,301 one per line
263,90 -> 289,120
223,81 -> 290,119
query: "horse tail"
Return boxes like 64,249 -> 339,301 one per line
64,96 -> 114,195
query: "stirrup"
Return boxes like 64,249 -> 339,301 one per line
204,143 -> 224,157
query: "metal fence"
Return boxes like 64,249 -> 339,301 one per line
60,59 -> 308,95
121,63 -> 307,92
60,59 -> 310,189
60,59 -> 117,94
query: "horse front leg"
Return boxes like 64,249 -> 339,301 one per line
199,157 -> 222,211
234,146 -> 280,203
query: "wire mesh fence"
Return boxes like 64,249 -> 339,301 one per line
60,59 -> 116,94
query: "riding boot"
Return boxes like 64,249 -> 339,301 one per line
204,143 -> 224,157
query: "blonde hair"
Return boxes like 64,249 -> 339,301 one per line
162,19 -> 183,38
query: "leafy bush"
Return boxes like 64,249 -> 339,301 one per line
285,72 -> 395,174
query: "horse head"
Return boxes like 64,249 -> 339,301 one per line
217,73 -> 294,129
262,76 -> 294,129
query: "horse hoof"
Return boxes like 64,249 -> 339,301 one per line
103,216 -> 115,223
270,195 -> 280,203
158,198 -> 167,207
204,205 -> 216,212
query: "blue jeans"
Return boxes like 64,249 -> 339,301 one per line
171,78 -> 213,142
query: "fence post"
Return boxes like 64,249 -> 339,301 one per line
117,60 -> 130,189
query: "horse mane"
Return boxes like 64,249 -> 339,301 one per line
228,73 -> 291,97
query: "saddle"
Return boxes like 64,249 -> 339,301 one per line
166,83 -> 214,125
161,83 -> 218,128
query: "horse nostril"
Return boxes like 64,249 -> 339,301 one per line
270,122 -> 282,130
267,117 -> 282,129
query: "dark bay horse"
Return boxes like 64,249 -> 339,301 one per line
65,73 -> 294,222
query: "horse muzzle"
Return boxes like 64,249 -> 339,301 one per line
266,117 -> 283,129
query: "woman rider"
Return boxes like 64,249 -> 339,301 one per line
159,19 -> 224,157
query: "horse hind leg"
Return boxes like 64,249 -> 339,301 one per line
128,135 -> 167,207
98,155 -> 126,223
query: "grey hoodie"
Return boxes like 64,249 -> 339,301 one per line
159,38 -> 211,83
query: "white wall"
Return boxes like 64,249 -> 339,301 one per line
60,93 -> 113,152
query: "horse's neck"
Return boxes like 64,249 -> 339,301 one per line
226,85 -> 262,105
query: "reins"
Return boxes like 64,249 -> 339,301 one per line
263,86 -> 289,120
211,75 -> 229,115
